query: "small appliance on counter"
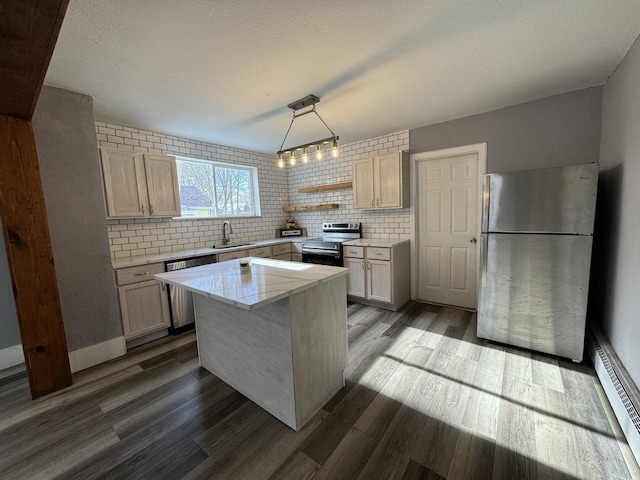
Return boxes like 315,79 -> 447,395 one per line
275,226 -> 307,238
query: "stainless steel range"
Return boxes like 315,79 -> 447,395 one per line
301,222 -> 361,266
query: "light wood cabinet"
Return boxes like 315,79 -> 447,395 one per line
100,149 -> 181,218
352,151 -> 409,210
116,263 -> 170,340
218,250 -> 248,262
248,246 -> 271,258
343,241 -> 410,311
344,257 -> 366,297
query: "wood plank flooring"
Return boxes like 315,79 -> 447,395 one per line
0,302 -> 639,479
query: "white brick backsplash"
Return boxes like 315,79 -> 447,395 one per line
97,122 -> 409,259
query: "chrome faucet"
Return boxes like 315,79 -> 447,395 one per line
222,220 -> 233,245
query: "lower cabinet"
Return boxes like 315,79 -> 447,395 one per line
116,263 -> 170,340
272,242 -> 292,261
217,250 -> 248,262
343,241 -> 410,311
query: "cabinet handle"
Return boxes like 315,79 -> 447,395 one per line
141,204 -> 145,215
373,252 -> 383,256
150,204 -> 154,214
376,199 -> 379,206
161,283 -> 165,291
361,262 -> 364,269
371,199 -> 374,206
134,271 -> 150,276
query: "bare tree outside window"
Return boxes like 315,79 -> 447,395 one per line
174,156 -> 260,218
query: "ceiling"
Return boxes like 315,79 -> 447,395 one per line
45,1 -> 640,155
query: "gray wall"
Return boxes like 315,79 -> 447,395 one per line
410,87 -> 603,172
0,223 -> 21,350
32,86 -> 121,352
592,35 -> 640,388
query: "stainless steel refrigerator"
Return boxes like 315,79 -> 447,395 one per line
477,163 -> 598,361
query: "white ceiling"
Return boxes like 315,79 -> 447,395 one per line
45,1 -> 640,154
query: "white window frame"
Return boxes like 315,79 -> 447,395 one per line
174,155 -> 261,219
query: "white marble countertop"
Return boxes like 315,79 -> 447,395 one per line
342,238 -> 410,248
112,237 -> 311,269
154,257 -> 348,310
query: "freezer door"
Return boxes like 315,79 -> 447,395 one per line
484,163 -> 598,234
477,233 -> 593,361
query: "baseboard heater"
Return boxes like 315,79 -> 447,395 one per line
587,324 -> 640,466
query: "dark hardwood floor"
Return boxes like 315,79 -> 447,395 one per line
0,302 -> 638,479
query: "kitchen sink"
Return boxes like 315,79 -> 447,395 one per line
211,242 -> 255,249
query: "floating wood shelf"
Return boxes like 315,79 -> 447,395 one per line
282,203 -> 339,212
298,181 -> 353,193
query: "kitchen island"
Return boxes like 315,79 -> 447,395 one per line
155,257 -> 348,430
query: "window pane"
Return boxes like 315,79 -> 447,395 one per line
214,166 -> 253,215
174,156 -> 260,219
176,159 -> 215,217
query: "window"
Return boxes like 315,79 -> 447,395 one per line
175,156 -> 261,218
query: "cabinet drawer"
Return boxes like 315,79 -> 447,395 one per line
344,246 -> 364,258
272,243 -> 292,255
249,246 -> 271,258
291,242 -> 303,253
116,262 -> 165,286
218,250 -> 248,262
366,247 -> 391,261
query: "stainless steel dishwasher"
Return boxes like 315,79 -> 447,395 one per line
165,254 -> 217,334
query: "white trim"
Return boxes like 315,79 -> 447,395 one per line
0,344 -> 25,370
409,143 -> 487,307
68,336 -> 126,373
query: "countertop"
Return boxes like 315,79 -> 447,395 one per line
154,257 -> 348,310
342,238 -> 410,248
112,237 -> 310,269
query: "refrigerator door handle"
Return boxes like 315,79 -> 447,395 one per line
480,234 -> 488,288
482,175 -> 490,233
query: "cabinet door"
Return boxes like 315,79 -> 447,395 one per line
291,253 -> 302,262
353,157 -> 375,209
118,280 -> 170,339
272,253 -> 291,261
218,250 -> 248,262
143,154 -> 181,217
344,257 -> 366,297
376,152 -> 402,209
367,259 -> 392,303
100,149 -> 148,218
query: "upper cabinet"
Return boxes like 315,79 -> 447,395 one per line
100,149 -> 181,219
352,151 -> 409,209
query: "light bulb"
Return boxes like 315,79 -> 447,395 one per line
289,151 -> 296,166
302,148 -> 309,163
315,145 -> 323,160
277,154 -> 285,168
331,139 -> 339,158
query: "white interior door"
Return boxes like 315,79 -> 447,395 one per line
415,148 -> 483,309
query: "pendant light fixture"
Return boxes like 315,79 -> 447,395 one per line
276,94 -> 339,168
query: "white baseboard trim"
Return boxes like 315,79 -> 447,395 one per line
68,336 -> 126,373
0,344 -> 25,370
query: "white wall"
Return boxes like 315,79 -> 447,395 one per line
593,34 -> 640,388
96,122 -> 289,259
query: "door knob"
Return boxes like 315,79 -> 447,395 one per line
470,237 -> 477,244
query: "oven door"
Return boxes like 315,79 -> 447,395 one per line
301,247 -> 343,266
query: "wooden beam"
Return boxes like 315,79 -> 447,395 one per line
0,0 -> 70,119
298,181 -> 353,193
0,116 -> 72,398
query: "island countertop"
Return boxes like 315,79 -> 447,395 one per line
154,257 -> 348,310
